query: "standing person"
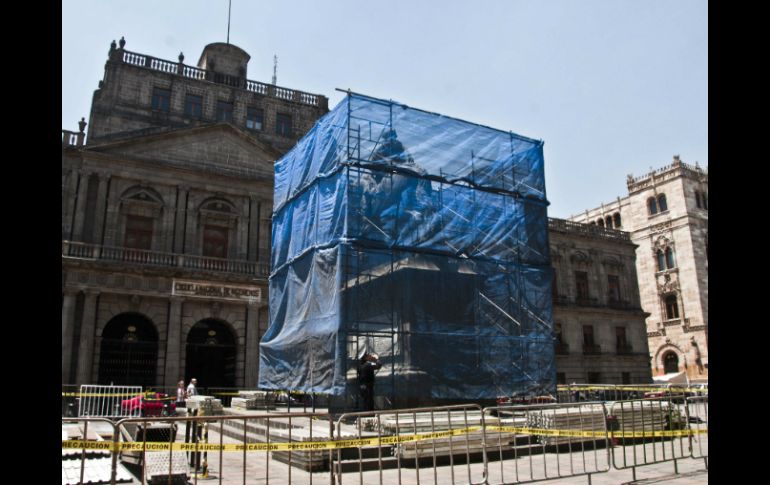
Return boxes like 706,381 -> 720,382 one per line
175,380 -> 186,409
187,378 -> 198,398
357,353 -> 381,411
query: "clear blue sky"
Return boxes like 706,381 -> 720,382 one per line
62,0 -> 707,219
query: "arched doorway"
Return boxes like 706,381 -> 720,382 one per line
185,319 -> 237,388
663,351 -> 679,374
98,313 -> 158,387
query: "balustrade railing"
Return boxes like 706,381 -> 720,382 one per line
62,240 -> 269,277
118,48 -> 321,106
583,344 -> 602,355
61,130 -> 80,146
548,217 -> 631,242
148,57 -> 178,74
246,79 -> 269,95
616,344 -> 634,355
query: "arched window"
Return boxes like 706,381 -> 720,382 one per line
613,213 -> 621,228
657,250 -> 666,271
665,295 -> 679,320
665,247 -> 675,269
695,191 -> 702,208
597,219 -> 605,227
657,194 -> 668,212
605,216 -> 613,228
590,221 -> 596,225
648,197 -> 658,215
702,193 -> 708,210
663,351 -> 679,374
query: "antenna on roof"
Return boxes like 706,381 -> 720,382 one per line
272,55 -> 278,85
226,0 -> 232,44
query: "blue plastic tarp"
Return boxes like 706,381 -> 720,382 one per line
259,93 -> 555,400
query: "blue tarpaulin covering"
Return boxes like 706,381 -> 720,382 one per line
259,92 -> 555,401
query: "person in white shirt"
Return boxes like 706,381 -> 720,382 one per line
186,378 -> 198,398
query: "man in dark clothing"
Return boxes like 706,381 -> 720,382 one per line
357,353 -> 381,411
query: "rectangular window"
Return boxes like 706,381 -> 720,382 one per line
276,113 -> 292,136
665,295 -> 680,320
124,215 -> 153,250
203,225 -> 229,258
151,88 -> 171,112
575,271 -> 589,301
552,271 -> 558,299
615,327 -> 628,350
607,275 -> 621,303
185,94 -> 203,118
556,373 -> 567,385
216,101 -> 234,122
246,107 -> 263,131
587,372 -> 601,384
583,325 -> 594,346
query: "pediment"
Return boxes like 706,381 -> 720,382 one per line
86,124 -> 281,178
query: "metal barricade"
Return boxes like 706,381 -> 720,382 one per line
608,396 -> 691,480
334,404 -> 486,485
117,410 -> 335,485
482,402 -> 611,485
685,395 -> 708,466
62,417 -> 125,485
62,384 -> 80,417
79,384 -> 143,418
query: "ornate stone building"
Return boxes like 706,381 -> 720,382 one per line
61,38 -> 328,388
549,218 -> 651,384
570,157 -> 708,380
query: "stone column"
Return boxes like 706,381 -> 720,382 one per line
243,302 -> 261,386
174,186 -> 189,253
71,170 -> 92,241
183,190 -> 197,254
259,203 -> 271,264
61,289 -> 79,383
164,297 -> 185,387
91,174 -> 111,245
247,196 -> 259,262
75,290 -> 100,385
62,169 -> 79,239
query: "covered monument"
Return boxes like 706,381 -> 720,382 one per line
259,92 -> 555,408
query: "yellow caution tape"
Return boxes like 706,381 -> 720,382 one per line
61,424 -> 705,453
61,427 -> 483,452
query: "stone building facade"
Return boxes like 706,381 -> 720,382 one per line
570,157 -> 708,380
549,218 -> 651,384
61,38 -> 328,388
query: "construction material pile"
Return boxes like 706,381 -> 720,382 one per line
525,405 -> 607,446
231,390 -> 277,410
186,395 -> 224,415
609,400 -> 686,436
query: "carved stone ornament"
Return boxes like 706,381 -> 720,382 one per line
211,301 -> 222,318
129,294 -> 142,310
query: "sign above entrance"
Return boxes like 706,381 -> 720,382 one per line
172,279 -> 262,304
